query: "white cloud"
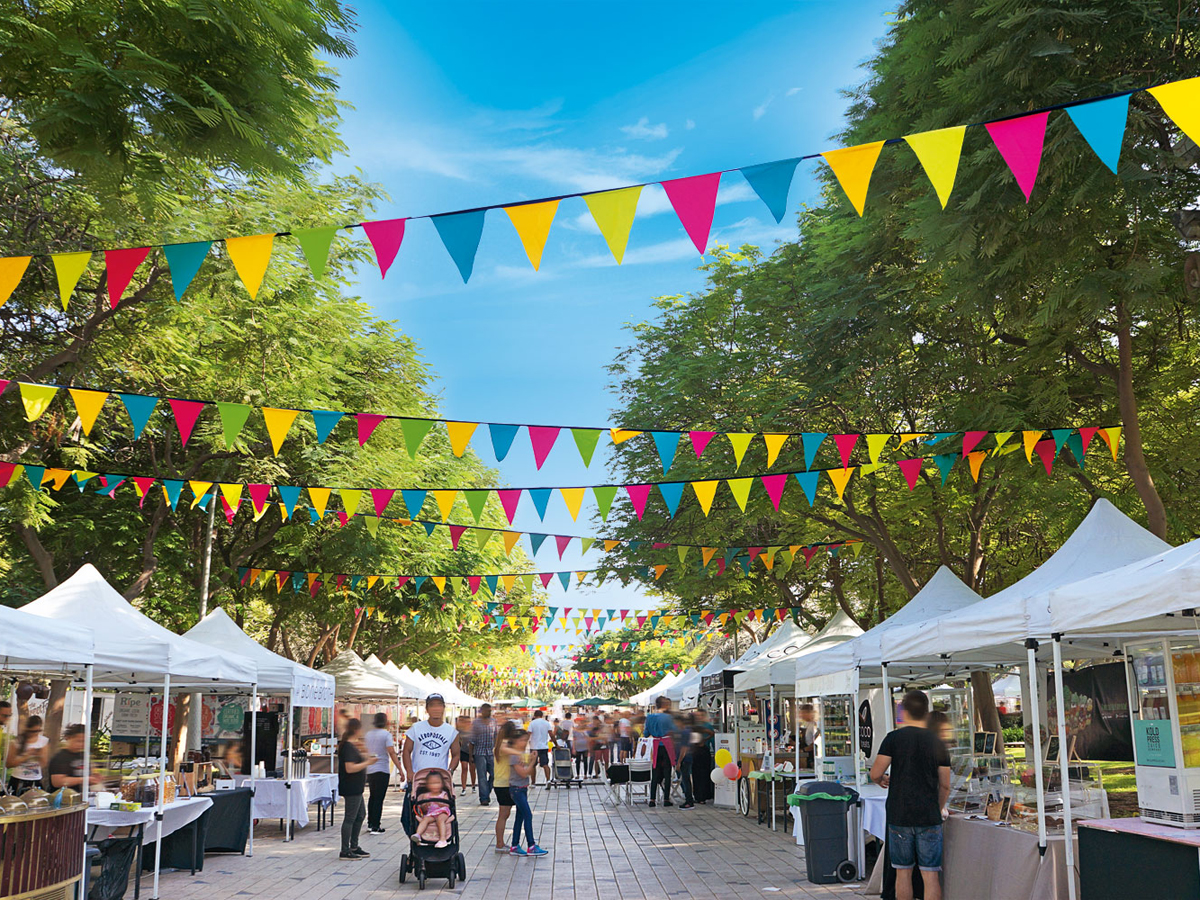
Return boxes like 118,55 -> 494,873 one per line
753,94 -> 776,120
620,116 -> 670,141
569,215 -> 791,269
685,119 -> 696,130
786,86 -> 803,97
484,145 -> 682,193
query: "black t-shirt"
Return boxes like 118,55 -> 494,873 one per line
49,748 -> 84,784
877,726 -> 950,827
338,741 -> 365,796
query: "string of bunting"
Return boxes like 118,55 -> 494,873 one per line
0,373 -> 1129,474
0,425 -> 1121,528
1,79 -> 1197,304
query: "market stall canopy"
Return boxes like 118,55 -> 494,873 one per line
880,499 -> 1169,669
0,603 -> 94,672
746,611 -> 863,692
360,654 -> 420,699
794,567 -> 983,695
665,655 -> 726,702
320,649 -> 402,702
184,608 -> 334,707
727,619 -> 807,673
628,669 -> 681,706
22,564 -> 256,686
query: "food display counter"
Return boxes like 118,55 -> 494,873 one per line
0,803 -> 87,900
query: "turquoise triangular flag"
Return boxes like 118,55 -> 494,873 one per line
117,393 -> 159,439
432,210 -> 487,283
310,410 -> 344,443
737,557 -> 751,574
1066,94 -> 1130,175
162,241 -> 212,301
489,423 -> 519,461
801,433 -> 827,469
528,488 -> 551,520
485,575 -> 499,594
278,485 -> 302,518
650,431 -> 680,473
658,481 -> 685,517
196,490 -> 213,511
932,453 -> 957,485
794,471 -> 820,506
401,489 -> 427,517
1066,431 -> 1086,468
925,432 -> 957,446
739,158 -> 801,223
422,522 -> 437,536
23,465 -> 45,490
1051,428 -> 1072,456
557,572 -> 571,590
162,479 -> 184,510
413,576 -> 427,593
308,509 -> 320,524
529,533 -> 548,554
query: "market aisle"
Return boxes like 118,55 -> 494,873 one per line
156,783 -> 867,899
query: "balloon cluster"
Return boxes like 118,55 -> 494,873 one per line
710,748 -> 739,784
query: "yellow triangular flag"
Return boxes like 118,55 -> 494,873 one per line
1101,426 -> 1122,461
261,407 -> 299,456
560,487 -> 585,521
904,126 -> 967,208
702,547 -> 718,566
898,432 -> 927,448
278,502 -> 289,520
68,389 -> 109,436
432,576 -> 447,594
502,531 -> 521,555
584,186 -> 643,263
1149,77 -> 1200,145
309,486 -> 331,519
363,515 -> 379,537
967,451 -> 988,482
445,421 -> 477,457
341,488 -> 363,517
994,431 -> 1014,450
691,480 -> 719,516
726,433 -> 755,469
603,539 -> 621,552
577,571 -> 588,584
0,256 -> 31,306
859,462 -> 883,477
18,382 -> 57,421
46,468 -> 72,490
504,200 -> 559,270
826,467 -> 856,501
433,489 -> 458,521
52,252 -> 92,310
866,433 -> 891,463
367,575 -> 380,590
762,433 -> 789,467
1023,430 -> 1042,463
727,477 -> 753,511
189,481 -> 213,508
225,233 -> 275,299
821,141 -> 887,216
610,428 -> 642,444
501,574 -> 516,592
219,482 -> 243,509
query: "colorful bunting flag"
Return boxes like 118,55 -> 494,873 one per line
822,141 -> 887,216
585,186 -> 642,264
503,201 -> 559,270
985,112 -> 1050,202
904,126 -> 967,208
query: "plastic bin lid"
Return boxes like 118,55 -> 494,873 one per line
789,780 -> 859,803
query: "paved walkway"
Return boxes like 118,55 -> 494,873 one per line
158,782 -> 869,900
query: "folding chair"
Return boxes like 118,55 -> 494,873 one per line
626,757 -> 652,805
606,763 -> 629,806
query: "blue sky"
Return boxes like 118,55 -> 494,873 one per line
331,1 -> 894,653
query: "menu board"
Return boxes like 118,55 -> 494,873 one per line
112,694 -> 174,739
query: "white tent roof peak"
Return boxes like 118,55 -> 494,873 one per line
0,604 -> 94,670
728,619 -> 805,671
320,649 -> 403,702
738,610 -> 863,692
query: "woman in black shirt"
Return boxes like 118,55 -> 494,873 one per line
338,718 -> 376,860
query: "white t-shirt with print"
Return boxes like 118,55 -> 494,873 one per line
406,720 -> 458,773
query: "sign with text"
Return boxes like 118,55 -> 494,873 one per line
1134,719 -> 1176,768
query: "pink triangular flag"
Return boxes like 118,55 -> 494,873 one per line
357,413 -> 387,446
690,431 -> 717,457
660,173 -> 722,254
985,112 -> 1050,202
528,425 -> 561,469
761,473 -> 788,510
833,433 -> 860,468
802,546 -> 820,566
1034,439 -> 1057,475
962,430 -> 988,457
1078,427 -> 1099,454
497,489 -> 522,524
370,488 -> 396,517
625,484 -> 652,520
449,525 -> 468,549
539,572 -> 555,588
105,247 -> 152,309
168,398 -> 205,447
468,576 -> 482,595
133,476 -> 155,508
336,511 -> 349,527
555,534 -> 573,559
896,458 -> 923,490
361,218 -> 407,277
248,483 -> 271,513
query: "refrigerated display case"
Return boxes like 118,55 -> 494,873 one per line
816,694 -> 855,780
1125,639 -> 1200,828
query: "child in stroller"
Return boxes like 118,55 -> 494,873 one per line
399,768 -> 467,889
413,770 -> 454,847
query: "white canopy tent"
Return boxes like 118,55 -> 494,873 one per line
362,654 -> 420,699
665,655 -> 726,706
0,603 -> 95,674
656,666 -> 697,702
737,610 -> 863,693
321,650 -> 405,703
628,669 -> 681,707
727,618 -> 806,673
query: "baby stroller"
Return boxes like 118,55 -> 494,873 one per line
546,743 -> 580,789
398,768 -> 467,890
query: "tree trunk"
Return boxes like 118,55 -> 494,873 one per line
17,525 -> 58,588
345,609 -> 365,651
970,672 -> 1002,734
1116,301 -> 1168,538
43,679 -> 69,755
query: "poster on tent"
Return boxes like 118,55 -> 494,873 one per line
304,706 -> 330,736
200,696 -> 249,740
1047,662 -> 1133,761
112,694 -> 174,741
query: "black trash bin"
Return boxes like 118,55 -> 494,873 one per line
789,780 -> 860,885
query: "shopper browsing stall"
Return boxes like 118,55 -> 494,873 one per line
364,713 -> 403,835
338,717 -> 378,861
48,724 -> 87,789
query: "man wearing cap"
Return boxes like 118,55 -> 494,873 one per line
403,694 -> 460,781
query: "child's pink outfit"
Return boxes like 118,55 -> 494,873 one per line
421,792 -> 451,818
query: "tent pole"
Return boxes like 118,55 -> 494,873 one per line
853,680 -> 865,876
247,683 -> 257,857
881,663 -> 894,731
286,696 -> 294,841
152,673 -> 170,900
1053,638 -> 1077,900
1025,640 -> 1048,854
769,682 -> 776,831
81,664 -> 93,878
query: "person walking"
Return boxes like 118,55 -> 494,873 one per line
527,710 -> 552,785
643,697 -> 677,808
869,690 -> 952,900
676,713 -> 695,810
337,718 -> 377,860
690,708 -> 716,804
571,716 -> 590,778
491,720 -> 519,852
456,715 -> 476,794
364,713 -> 402,835
470,703 -> 499,805
501,728 -> 548,857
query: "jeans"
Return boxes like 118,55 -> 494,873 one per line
475,753 -> 494,803
341,794 -> 366,853
650,745 -> 672,803
679,755 -> 694,804
888,823 -> 944,871
366,771 -> 389,830
574,750 -> 589,776
510,786 -> 534,848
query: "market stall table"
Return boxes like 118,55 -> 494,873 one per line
942,816 -> 1077,900
229,774 -> 337,830
87,798 -> 212,900
1078,818 -> 1200,899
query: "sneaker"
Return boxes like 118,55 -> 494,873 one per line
434,839 -> 448,848
367,827 -> 384,835
350,848 -> 370,858
648,800 -> 656,808
509,846 -> 528,857
528,845 -> 549,857
339,851 -> 362,861
494,845 -> 509,853
664,800 -> 674,808
680,802 -> 695,810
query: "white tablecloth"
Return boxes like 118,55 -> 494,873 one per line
87,797 -> 213,845
791,782 -> 888,843
230,774 -> 337,829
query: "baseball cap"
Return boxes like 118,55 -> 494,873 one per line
426,693 -> 445,705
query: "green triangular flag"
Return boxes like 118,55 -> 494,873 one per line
521,573 -> 535,592
677,545 -> 690,565
293,226 -> 340,280
400,419 -> 435,459
579,537 -> 595,554
474,528 -> 494,551
464,489 -> 489,522
1051,428 -> 1072,457
932,453 -> 957,485
593,485 -> 618,520
363,515 -> 380,537
572,428 -> 602,466
216,402 -> 253,449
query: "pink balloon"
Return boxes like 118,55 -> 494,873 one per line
723,762 -> 739,780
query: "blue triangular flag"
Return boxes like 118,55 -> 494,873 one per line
195,489 -> 212,510
422,522 -> 437,536
308,508 -> 320,524
794,471 -> 820,506
529,533 -> 548,554
739,158 -> 801,223
310,410 -> 344,443
925,432 -> 957,446
557,572 -> 571,590
724,547 -> 741,566
658,481 -> 685,517
1051,428 -> 1072,456
291,572 -> 305,593
401,489 -> 427,517
650,432 -> 681,473
278,485 -> 302,518
489,423 -> 519,461
932,453 -> 957,485
528,488 -> 552,520
801,433 -> 827,470
117,393 -> 159,439
485,575 -> 499,594
413,576 -> 427,593
1066,94 -> 1130,175
162,479 -> 184,510
162,241 -> 212,301
23,465 -> 45,490
432,210 -> 487,283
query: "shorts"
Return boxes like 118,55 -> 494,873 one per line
888,823 -> 943,871
536,749 -> 549,766
493,786 -> 513,807
619,736 -> 633,753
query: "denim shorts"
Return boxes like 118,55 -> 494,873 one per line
888,823 -> 943,871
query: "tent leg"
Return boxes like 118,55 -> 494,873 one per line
248,684 -> 257,857
853,680 -> 865,877
152,673 -> 170,900
286,697 -> 294,841
82,665 -> 93,879
881,663 -> 894,731
1053,638 -> 1077,900
769,682 -> 776,831
1025,641 -> 1047,854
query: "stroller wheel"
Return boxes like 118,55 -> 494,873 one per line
455,852 -> 467,881
398,853 -> 408,883
418,872 -> 426,890
447,872 -> 456,889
